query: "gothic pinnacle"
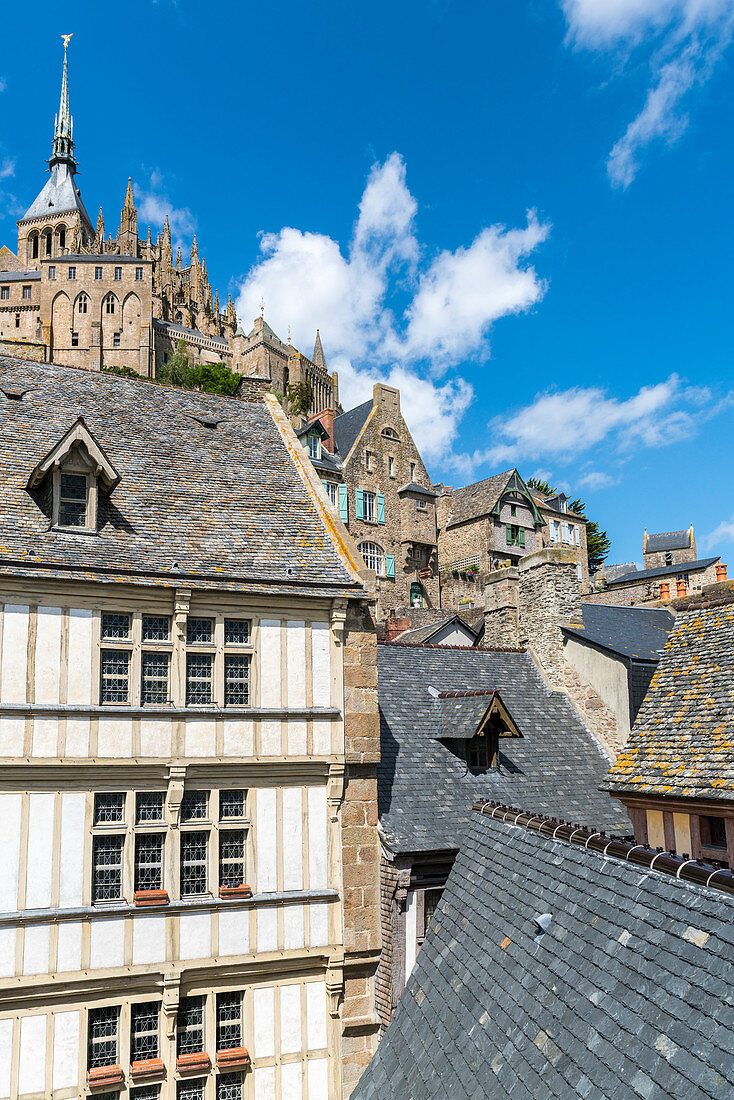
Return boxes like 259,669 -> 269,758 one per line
124,176 -> 134,209
51,33 -> 76,169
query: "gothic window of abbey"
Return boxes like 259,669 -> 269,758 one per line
58,227 -> 66,250
78,293 -> 89,314
30,233 -> 39,259
105,294 -> 116,314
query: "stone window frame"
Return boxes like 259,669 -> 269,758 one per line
0,287 -> 8,300
22,284 -> 32,300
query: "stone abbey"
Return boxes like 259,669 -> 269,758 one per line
0,40 -> 338,416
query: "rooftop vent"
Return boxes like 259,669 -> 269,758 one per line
189,414 -> 222,430
2,387 -> 27,401
533,913 -> 552,942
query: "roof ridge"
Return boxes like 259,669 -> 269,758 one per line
473,800 -> 734,899
437,689 -> 496,698
379,640 -> 526,653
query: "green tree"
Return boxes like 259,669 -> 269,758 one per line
526,476 -> 555,496
157,338 -> 192,387
286,380 -> 314,417
155,341 -> 241,396
102,364 -> 139,379
526,478 -> 611,573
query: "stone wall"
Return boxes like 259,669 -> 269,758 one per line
438,567 -> 483,611
518,549 -> 582,688
563,661 -> 623,757
341,598 -> 381,1095
0,338 -> 46,362
375,853 -> 397,1033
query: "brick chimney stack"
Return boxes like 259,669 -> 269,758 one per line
385,610 -> 411,642
317,407 -> 335,453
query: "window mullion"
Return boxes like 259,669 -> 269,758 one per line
214,615 -> 225,706
131,612 -> 142,707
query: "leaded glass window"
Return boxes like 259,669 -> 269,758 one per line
181,790 -> 208,821
180,832 -> 208,896
224,619 -> 250,645
186,652 -> 213,704
219,830 -> 245,889
216,991 -> 243,1050
219,790 -> 246,820
136,791 -> 165,824
101,613 -> 131,639
177,996 -> 205,1055
177,1082 -> 205,1100
217,1072 -> 244,1100
100,649 -> 130,703
134,833 -> 164,891
131,1089 -> 160,1100
186,618 -> 213,644
141,651 -> 169,704
58,472 -> 87,527
92,834 -> 124,901
224,654 -> 250,706
131,1001 -> 159,1060
142,615 -> 171,641
87,1005 -> 119,1068
94,792 -> 125,824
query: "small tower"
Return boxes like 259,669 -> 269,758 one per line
119,177 -> 138,256
312,329 -> 326,369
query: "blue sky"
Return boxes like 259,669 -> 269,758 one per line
1,0 -> 733,567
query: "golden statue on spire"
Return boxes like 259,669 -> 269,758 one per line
61,33 -> 73,49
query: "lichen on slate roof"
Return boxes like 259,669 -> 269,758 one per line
604,602 -> 734,800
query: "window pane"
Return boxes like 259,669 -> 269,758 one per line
216,992 -> 243,1050
186,617 -> 213,644
219,790 -> 246,820
141,651 -> 169,704
177,996 -> 205,1055
92,834 -> 124,901
180,832 -> 208,896
134,833 -> 164,891
101,613 -> 131,640
224,619 -> 250,645
181,790 -> 208,821
131,1001 -> 159,1060
131,1089 -> 161,1100
87,1005 -> 119,1068
59,472 -> 87,526
142,615 -> 171,641
224,654 -> 250,706
219,829 -> 245,889
94,792 -> 125,824
136,791 -> 165,824
217,1072 -> 244,1100
186,653 -> 213,704
363,491 -> 375,522
177,1081 -> 205,1100
100,649 -> 130,704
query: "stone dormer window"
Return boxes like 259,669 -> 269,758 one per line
27,417 -> 120,533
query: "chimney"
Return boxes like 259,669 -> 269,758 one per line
317,407 -> 334,453
659,581 -> 670,600
676,577 -> 687,597
385,610 -> 411,642
716,563 -> 727,582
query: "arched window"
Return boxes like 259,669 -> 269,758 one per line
104,294 -> 116,315
358,541 -> 384,575
30,233 -> 39,260
58,227 -> 66,251
77,293 -> 89,314
381,426 -> 399,440
43,230 -> 52,257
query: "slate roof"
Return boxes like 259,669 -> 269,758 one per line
22,162 -> 93,228
647,529 -> 692,553
332,399 -> 372,458
0,270 -> 41,283
563,603 -> 674,662
377,643 -> 627,852
395,614 -> 479,646
603,561 -> 638,582
603,602 -> 734,801
0,356 -> 362,597
609,557 -> 719,586
397,481 -> 437,497
355,808 -> 734,1100
434,690 -> 500,738
444,469 -> 514,528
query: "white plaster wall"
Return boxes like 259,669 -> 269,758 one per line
257,906 -> 278,953
133,913 -> 166,966
283,904 -> 304,950
185,718 -> 216,757
306,981 -> 327,1049
312,718 -> 331,756
280,983 -> 301,1054
1,604 -> 29,704
67,607 -> 93,704
65,717 -> 89,757
0,716 -> 24,756
260,718 -> 282,755
311,620 -> 331,706
286,621 -> 306,707
256,788 -> 278,892
564,636 -> 631,739
32,717 -> 58,757
281,1061 -> 302,1099
23,922 -> 50,975
19,1014 -> 46,1094
56,921 -> 82,971
432,622 -> 475,646
26,791 -> 55,909
287,718 -> 307,755
0,1017 -> 11,1099
179,911 -> 211,960
53,1010 -> 80,1089
282,787 -> 303,891
97,718 -> 133,758
223,717 -> 254,756
308,1058 -> 329,1097
254,1067 -> 276,1100
59,792 -> 86,907
90,917 -> 125,969
253,986 -> 275,1058
219,908 -> 249,956
140,718 -> 171,758
307,786 -> 328,890
0,929 -> 14,977
309,902 -> 329,947
260,619 -> 282,707
34,605 -> 62,704
0,792 -> 22,912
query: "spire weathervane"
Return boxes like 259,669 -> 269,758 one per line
61,33 -> 73,49
51,33 -> 76,169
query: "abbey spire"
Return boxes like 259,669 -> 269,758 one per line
51,34 -> 76,170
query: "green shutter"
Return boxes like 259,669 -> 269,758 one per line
338,484 -> 348,523
355,489 -> 364,520
385,555 -> 395,578
519,527 -> 525,548
506,524 -> 512,546
377,493 -> 385,524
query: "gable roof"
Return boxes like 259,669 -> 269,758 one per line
432,689 -> 521,740
332,399 -> 372,459
377,643 -> 627,853
355,806 -> 734,1100
445,469 -> 544,529
609,557 -> 719,586
562,603 -> 674,662
395,614 -> 479,646
27,416 -> 121,492
646,529 -> 692,553
0,356 -> 362,598
603,601 -> 734,802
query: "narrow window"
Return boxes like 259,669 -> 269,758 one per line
44,233 -> 52,257
48,266 -> 56,280
410,462 -> 416,480
219,829 -> 246,888
136,267 -> 144,281
365,450 -> 372,472
363,490 -> 376,522
95,266 -> 103,280
71,331 -> 79,347
216,1071 -> 245,1099
92,834 -> 124,901
181,790 -> 208,821
58,472 -> 87,526
424,887 -> 442,931
177,1080 -> 205,1100
104,295 -> 115,314
113,332 -> 121,348
308,433 -> 319,459
114,266 -> 122,281
224,619 -> 250,645
0,287 -> 8,299
15,313 -> 19,328
68,266 -> 76,280
59,228 -> 66,250
78,293 -> 88,313
219,789 -> 246,820
388,456 -> 394,477
87,1005 -> 119,1068
180,832 -> 208,895
136,791 -> 165,824
32,236 -> 39,259
216,992 -> 243,1051
186,653 -> 213,704
177,996 -> 205,1055
135,833 -> 164,891
224,654 -> 250,706
22,285 -> 31,300
141,651 -> 169,704
100,649 -> 130,704
417,499 -> 426,511
131,1001 -> 159,1061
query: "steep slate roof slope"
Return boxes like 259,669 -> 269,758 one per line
609,557 -> 718,586
443,470 -> 513,528
563,604 -> 674,661
0,356 -> 361,596
355,809 -> 734,1100
647,529 -> 692,552
332,399 -> 372,458
377,643 -> 627,852
604,602 -> 734,800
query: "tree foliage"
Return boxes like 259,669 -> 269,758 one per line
102,364 -> 139,378
526,478 -> 611,573
155,339 -> 241,395
286,380 -> 314,417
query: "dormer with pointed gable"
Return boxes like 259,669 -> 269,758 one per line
27,417 -> 120,532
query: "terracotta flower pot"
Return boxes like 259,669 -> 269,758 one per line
176,1052 -> 211,1074
130,1057 -> 165,1080
218,883 -> 252,899
133,889 -> 169,907
87,1065 -> 125,1089
216,1045 -> 251,1068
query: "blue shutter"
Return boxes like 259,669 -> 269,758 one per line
338,484 -> 348,523
377,493 -> 385,525
355,489 -> 364,520
385,555 -> 395,578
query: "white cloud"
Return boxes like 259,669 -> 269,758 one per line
576,470 -> 619,490
0,157 -> 15,181
134,173 -> 195,251
0,78 -> 6,94
702,514 -> 734,549
561,0 -> 734,186
476,374 -> 723,467
235,153 -> 549,451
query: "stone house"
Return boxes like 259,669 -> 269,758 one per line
643,524 -> 697,569
604,595 -> 734,871
373,640 -> 628,1033
530,488 -> 589,591
297,383 -> 440,619
0,354 -> 382,1098
588,555 -> 724,606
